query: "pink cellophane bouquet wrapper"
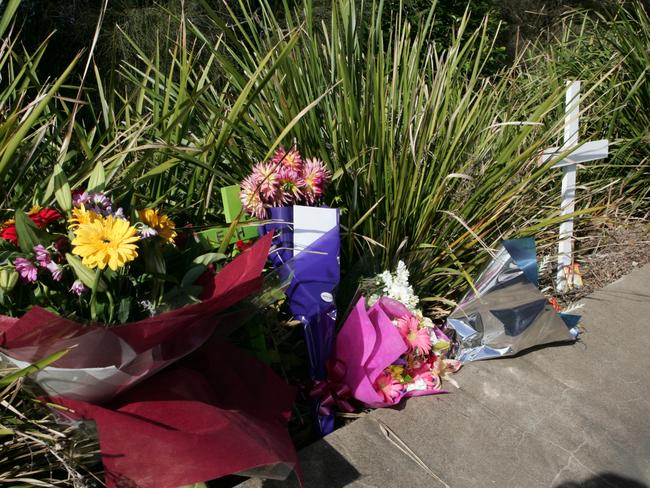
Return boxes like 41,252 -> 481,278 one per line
335,296 -> 460,407
0,233 -> 274,402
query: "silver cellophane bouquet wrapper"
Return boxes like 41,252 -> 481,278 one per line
446,239 -> 579,362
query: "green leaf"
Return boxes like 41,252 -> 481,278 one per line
52,163 -> 72,212
65,253 -> 107,292
0,0 -> 22,39
0,53 -> 81,179
433,340 -> 451,351
192,252 -> 227,266
181,264 -> 207,288
87,162 -> 106,193
142,242 -> 166,275
14,210 -> 41,254
162,286 -> 202,310
0,348 -> 71,386
117,297 -> 131,323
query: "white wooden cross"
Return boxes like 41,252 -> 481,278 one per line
541,81 -> 609,293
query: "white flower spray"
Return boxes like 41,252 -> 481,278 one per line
368,261 -> 419,311
367,261 -> 451,352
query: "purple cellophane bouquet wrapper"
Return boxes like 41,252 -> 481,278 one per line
259,206 -> 340,434
258,207 -> 294,269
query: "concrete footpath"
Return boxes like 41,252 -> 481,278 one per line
241,263 -> 650,488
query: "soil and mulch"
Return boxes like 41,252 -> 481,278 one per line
540,216 -> 650,306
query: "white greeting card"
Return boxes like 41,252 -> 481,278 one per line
292,205 -> 338,256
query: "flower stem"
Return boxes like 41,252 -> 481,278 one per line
106,290 -> 115,323
217,209 -> 243,255
89,269 -> 102,321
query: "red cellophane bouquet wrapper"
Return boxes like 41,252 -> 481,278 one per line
0,188 -> 298,487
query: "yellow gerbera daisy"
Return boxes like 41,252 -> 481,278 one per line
68,205 -> 101,229
138,208 -> 177,244
72,215 -> 139,271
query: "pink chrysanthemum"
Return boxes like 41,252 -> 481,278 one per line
375,371 -> 405,403
70,279 -> 87,296
240,174 -> 267,219
275,167 -> 304,205
271,146 -> 303,172
251,162 -> 279,201
396,315 -> 432,355
46,262 -> 63,282
301,158 -> 330,204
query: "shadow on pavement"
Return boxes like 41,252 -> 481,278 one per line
233,439 -> 360,488
555,472 -> 648,488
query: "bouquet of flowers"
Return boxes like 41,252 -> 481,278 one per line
0,187 -> 268,400
318,261 -> 460,410
0,178 -> 299,486
240,145 -> 332,268
239,146 -> 341,435
0,190 -> 221,324
240,145 -> 330,219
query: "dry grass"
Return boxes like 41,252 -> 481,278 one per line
0,367 -> 103,487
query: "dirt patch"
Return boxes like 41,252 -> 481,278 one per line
540,217 -> 650,305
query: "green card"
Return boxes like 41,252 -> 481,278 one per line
220,184 -> 259,240
221,185 -> 242,223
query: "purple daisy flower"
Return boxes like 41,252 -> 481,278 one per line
139,225 -> 158,239
73,190 -> 116,217
70,279 -> 87,296
72,190 -> 90,207
33,244 -> 52,267
14,257 -> 38,283
46,262 -> 63,282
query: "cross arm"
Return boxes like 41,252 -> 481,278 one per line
541,139 -> 609,168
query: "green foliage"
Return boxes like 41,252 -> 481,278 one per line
1,0 -> 647,311
197,0 -> 618,309
524,2 -> 650,213
0,26 -> 80,208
